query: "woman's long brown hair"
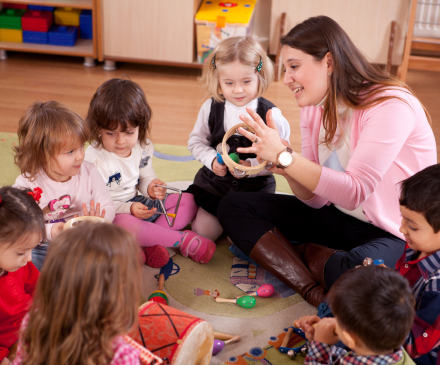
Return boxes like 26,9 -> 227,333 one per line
20,223 -> 141,365
281,15 -> 431,147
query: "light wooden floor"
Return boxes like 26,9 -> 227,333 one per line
1,52 -> 439,161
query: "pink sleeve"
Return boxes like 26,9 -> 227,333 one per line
111,337 -> 141,365
313,97 -> 415,210
297,108 -> 330,209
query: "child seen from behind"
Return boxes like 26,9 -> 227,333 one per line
13,223 -> 144,365
397,163 -> 440,365
0,187 -> 45,365
85,78 -> 216,265
187,35 -> 290,241
13,101 -> 115,270
296,266 -> 415,365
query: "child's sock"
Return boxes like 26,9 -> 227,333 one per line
191,207 -> 223,241
155,193 -> 198,230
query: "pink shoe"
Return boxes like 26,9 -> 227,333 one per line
180,230 -> 216,264
142,246 -> 170,268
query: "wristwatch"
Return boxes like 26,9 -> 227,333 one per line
276,147 -> 294,169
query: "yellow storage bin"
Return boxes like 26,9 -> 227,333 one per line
0,28 -> 22,42
195,0 -> 257,63
54,7 -> 81,26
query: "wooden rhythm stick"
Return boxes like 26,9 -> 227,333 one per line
281,327 -> 294,348
213,332 -> 235,340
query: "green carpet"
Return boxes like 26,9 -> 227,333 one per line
0,132 -> 293,194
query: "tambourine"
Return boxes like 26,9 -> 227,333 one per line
221,123 -> 268,177
63,216 -> 111,229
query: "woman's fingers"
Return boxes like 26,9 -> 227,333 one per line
265,109 -> 278,132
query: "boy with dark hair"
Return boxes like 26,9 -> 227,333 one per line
296,265 -> 415,365
397,163 -> 440,365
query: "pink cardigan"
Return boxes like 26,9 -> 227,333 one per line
299,88 -> 437,239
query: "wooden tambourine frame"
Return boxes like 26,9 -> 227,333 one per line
63,216 -> 111,229
221,123 -> 267,176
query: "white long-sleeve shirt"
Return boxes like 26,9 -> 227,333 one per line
84,140 -> 157,214
188,98 -> 291,176
14,162 -> 115,241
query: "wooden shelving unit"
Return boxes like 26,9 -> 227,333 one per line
0,0 -> 98,65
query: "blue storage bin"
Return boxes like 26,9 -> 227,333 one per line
48,25 -> 77,46
23,30 -> 48,44
28,5 -> 55,11
79,9 -> 92,39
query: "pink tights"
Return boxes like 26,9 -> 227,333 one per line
113,193 -> 198,248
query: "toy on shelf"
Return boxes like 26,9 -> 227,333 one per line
22,10 -> 53,32
2,3 -> 27,10
238,283 -> 275,298
215,295 -> 256,308
28,5 -> 55,12
79,9 -> 92,39
195,0 -> 257,63
48,25 -> 78,46
0,8 -> 25,42
155,184 -> 182,228
212,335 -> 241,355
54,7 -> 81,26
148,274 -> 169,305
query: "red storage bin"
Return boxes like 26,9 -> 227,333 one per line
22,10 -> 53,32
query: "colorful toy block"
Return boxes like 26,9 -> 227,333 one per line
48,25 -> 77,46
0,8 -> 26,29
54,7 -> 81,26
0,28 -> 22,42
22,10 -> 53,32
79,9 -> 92,39
28,5 -> 55,12
2,3 -> 27,9
23,30 -> 48,44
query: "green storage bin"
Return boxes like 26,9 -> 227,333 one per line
0,8 -> 26,29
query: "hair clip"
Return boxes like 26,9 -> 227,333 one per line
28,187 -> 43,203
212,54 -> 216,69
256,56 -> 263,72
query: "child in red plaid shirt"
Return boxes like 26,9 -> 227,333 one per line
296,266 -> 415,365
397,163 -> 440,365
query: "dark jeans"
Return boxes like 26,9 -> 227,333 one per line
31,244 -> 49,271
217,192 -> 405,288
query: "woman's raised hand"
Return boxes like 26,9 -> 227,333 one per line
236,107 -> 286,163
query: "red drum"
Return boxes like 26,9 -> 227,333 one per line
129,301 -> 214,365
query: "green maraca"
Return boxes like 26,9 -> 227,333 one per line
215,295 -> 256,309
229,152 -> 240,163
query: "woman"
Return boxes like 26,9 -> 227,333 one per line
217,15 -> 437,307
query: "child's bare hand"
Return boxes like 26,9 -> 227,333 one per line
229,160 -> 250,179
148,178 -> 167,200
1,357 -> 12,365
295,315 -> 321,341
51,222 -> 64,238
130,202 -> 157,219
77,201 -> 106,218
212,158 -> 227,176
314,318 -> 339,345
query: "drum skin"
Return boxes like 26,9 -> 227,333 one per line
129,301 -> 214,365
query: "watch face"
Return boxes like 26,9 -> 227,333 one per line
279,151 -> 293,166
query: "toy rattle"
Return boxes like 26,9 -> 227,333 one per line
212,335 -> 241,355
220,123 -> 268,177
216,143 -> 230,164
356,257 -> 386,268
155,184 -> 182,227
237,284 -> 274,298
63,215 -> 111,229
215,295 -> 256,309
148,274 -> 169,305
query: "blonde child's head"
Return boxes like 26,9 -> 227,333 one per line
20,223 -> 141,365
0,186 -> 45,274
200,35 -> 274,103
86,78 -> 152,151
14,101 -> 89,182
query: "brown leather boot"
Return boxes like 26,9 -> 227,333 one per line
249,228 -> 326,307
303,243 -> 342,289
